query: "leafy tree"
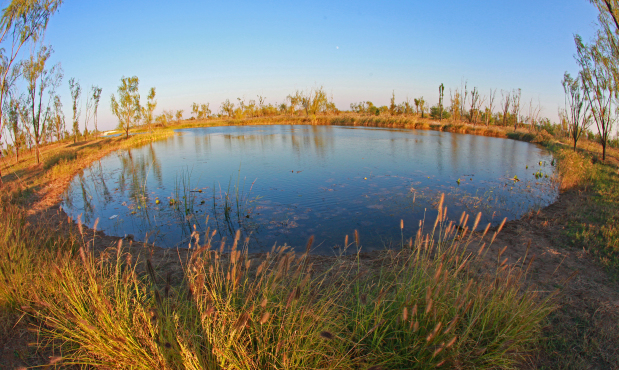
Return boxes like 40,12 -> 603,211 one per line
51,94 -> 64,142
416,97 -> 426,118
141,87 -> 156,131
510,88 -> 522,130
220,99 -> 234,117
23,44 -> 62,163
389,91 -> 396,116
175,109 -> 183,122
438,84 -> 445,122
5,95 -> 23,162
430,105 -> 450,119
0,0 -> 62,185
485,89 -> 497,127
69,77 -> 81,142
575,1 -> 619,160
91,86 -> 102,137
500,90 -> 511,127
299,87 -> 328,118
576,35 -> 615,160
286,92 -> 301,116
110,76 -> 140,139
561,72 -> 591,151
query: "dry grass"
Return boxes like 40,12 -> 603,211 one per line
0,200 -> 555,369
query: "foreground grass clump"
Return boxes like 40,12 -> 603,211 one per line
0,196 -> 555,369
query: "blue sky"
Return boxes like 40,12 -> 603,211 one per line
36,0 -> 600,131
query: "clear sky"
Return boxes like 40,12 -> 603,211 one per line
36,0 -> 600,131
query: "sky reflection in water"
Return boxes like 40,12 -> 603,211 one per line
61,125 -> 558,254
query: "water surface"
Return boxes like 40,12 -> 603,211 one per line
62,125 -> 558,253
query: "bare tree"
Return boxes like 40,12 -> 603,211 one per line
468,87 -> 485,124
500,90 -> 511,126
485,88 -> 497,127
511,88 -> 522,130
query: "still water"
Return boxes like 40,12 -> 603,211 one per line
61,125 -> 558,253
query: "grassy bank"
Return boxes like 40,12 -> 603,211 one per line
0,114 -> 618,368
0,199 -> 554,369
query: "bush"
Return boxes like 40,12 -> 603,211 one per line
430,106 -> 450,119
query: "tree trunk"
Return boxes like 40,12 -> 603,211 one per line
602,141 -> 607,161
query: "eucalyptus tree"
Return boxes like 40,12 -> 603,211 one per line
91,86 -> 102,136
51,94 -> 64,141
141,87 -> 156,131
23,45 -> 62,163
575,35 -> 615,160
500,90 -> 511,127
438,84 -> 445,121
562,72 -> 592,151
175,109 -> 183,122
220,99 -> 234,117
574,1 -> 619,160
0,0 -> 61,184
468,87 -> 484,124
416,97 -> 427,118
83,85 -> 101,137
69,77 -> 81,143
5,94 -> 23,162
510,88 -> 522,130
485,88 -> 497,127
299,87 -> 328,118
110,76 -> 140,139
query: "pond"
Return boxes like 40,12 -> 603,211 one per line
61,125 -> 558,254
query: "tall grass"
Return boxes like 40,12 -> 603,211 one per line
0,194 -> 556,369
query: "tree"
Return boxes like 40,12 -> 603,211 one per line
91,86 -> 102,137
141,87 -> 156,131
438,84 -> 445,122
68,77 -> 81,142
576,35 -> 615,160
5,94 -> 23,162
417,97 -> 427,118
299,87 -> 328,119
468,87 -> 485,124
175,109 -> 183,122
389,90 -> 396,116
220,99 -> 234,117
500,90 -> 511,127
575,1 -> 619,160
51,94 -> 64,142
510,88 -> 522,130
450,89 -> 461,121
23,45 -> 62,163
0,0 -> 62,185
110,76 -> 140,139
84,85 -> 101,138
485,89 -> 497,127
